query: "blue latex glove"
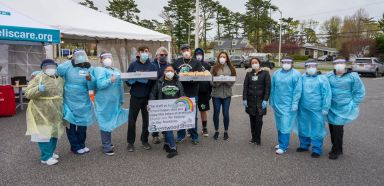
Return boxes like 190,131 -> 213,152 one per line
291,105 -> 298,112
262,100 -> 268,109
322,110 -> 328,115
127,79 -> 136,85
137,78 -> 148,84
38,83 -> 45,92
243,100 -> 248,108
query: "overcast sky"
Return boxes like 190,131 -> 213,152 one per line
74,0 -> 384,39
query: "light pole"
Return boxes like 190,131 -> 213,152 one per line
182,20 -> 191,46
277,9 -> 282,67
195,0 -> 200,48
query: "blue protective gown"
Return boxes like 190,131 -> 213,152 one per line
327,71 -> 365,125
270,68 -> 302,134
57,60 -> 96,126
93,67 -> 128,132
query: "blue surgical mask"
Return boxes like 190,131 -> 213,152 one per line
140,52 -> 149,62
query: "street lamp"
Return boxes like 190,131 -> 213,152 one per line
277,9 -> 282,67
182,20 -> 191,46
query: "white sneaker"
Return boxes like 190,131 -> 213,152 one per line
41,158 -> 58,165
274,145 -> 279,149
82,147 -> 90,153
275,149 -> 286,155
76,149 -> 85,154
52,153 -> 59,159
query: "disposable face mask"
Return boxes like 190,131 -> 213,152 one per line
282,63 -> 292,70
165,72 -> 175,79
196,55 -> 203,61
45,68 -> 57,76
182,51 -> 191,58
334,64 -> 346,72
159,56 -> 168,63
140,52 -> 149,62
102,58 -> 113,67
252,64 -> 260,70
306,67 -> 317,75
219,57 -> 226,64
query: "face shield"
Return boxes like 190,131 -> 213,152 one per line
43,64 -> 58,76
73,50 -> 89,64
100,53 -> 113,67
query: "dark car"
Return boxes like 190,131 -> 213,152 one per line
244,56 -> 275,69
204,57 -> 216,66
230,55 -> 246,68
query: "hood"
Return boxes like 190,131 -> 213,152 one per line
194,48 -> 205,61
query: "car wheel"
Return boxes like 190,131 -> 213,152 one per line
373,70 -> 378,78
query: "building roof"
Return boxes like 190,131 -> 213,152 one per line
302,44 -> 338,52
213,38 -> 254,50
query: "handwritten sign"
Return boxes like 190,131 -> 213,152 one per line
148,97 -> 196,132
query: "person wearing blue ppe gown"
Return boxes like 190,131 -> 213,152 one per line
57,50 -> 96,155
270,57 -> 302,155
327,58 -> 365,160
296,60 -> 332,158
94,52 -> 128,156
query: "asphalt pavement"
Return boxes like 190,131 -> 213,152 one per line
1,69 -> 384,186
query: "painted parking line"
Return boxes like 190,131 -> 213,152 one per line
232,95 -> 243,98
373,77 -> 384,80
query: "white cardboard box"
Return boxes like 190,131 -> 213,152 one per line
179,75 -> 212,82
120,71 -> 158,80
212,76 -> 236,82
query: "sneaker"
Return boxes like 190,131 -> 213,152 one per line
255,140 -> 261,145
202,128 -> 209,137
275,149 -> 286,155
41,158 -> 58,165
176,138 -> 185,144
328,152 -> 339,160
274,144 -> 280,149
296,147 -> 309,152
311,152 -> 320,158
75,149 -> 85,154
249,139 -> 256,144
167,149 -> 178,158
191,140 -> 199,145
52,153 -> 59,159
127,144 -> 135,152
82,147 -> 90,153
104,150 -> 115,156
223,132 -> 229,140
213,132 -> 219,140
142,142 -> 152,150
152,136 -> 161,144
163,144 -> 171,153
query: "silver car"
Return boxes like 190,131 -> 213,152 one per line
352,57 -> 384,77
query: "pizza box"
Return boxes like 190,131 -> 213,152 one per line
120,71 -> 158,80
179,75 -> 212,82
212,76 -> 236,82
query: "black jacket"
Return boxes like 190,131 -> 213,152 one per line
149,76 -> 185,100
243,69 -> 271,116
172,58 -> 202,97
198,62 -> 212,95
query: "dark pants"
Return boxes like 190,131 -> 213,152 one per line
212,97 -> 231,131
177,97 -> 199,142
329,124 -> 344,154
249,113 -> 263,143
127,96 -> 149,145
66,123 -> 87,152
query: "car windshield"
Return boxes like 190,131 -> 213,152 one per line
355,59 -> 372,63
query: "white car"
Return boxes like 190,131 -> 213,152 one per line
352,57 -> 384,77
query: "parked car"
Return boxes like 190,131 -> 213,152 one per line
244,56 -> 275,69
204,57 -> 216,66
317,55 -> 333,62
230,55 -> 246,68
352,57 -> 384,77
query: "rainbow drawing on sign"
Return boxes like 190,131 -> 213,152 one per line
175,97 -> 194,112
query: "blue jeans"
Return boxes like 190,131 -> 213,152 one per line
177,97 -> 199,142
66,123 -> 87,152
277,131 -> 290,151
212,97 -> 231,131
100,130 -> 112,153
37,138 -> 58,161
299,136 -> 324,155
164,131 -> 176,150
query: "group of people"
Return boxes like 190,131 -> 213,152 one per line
25,44 -> 365,166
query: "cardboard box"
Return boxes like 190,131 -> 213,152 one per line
179,75 -> 212,82
120,71 -> 158,80
212,76 -> 236,82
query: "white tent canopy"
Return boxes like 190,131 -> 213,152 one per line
1,0 -> 171,42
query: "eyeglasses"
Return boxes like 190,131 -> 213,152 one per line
159,54 -> 168,57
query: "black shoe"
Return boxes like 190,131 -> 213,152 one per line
249,139 -> 256,144
255,140 -> 261,145
152,136 -> 161,144
167,149 -> 178,158
142,142 -> 152,150
202,128 -> 209,137
213,132 -> 219,140
163,144 -> 171,153
329,152 -> 339,160
104,150 -> 115,156
127,144 -> 134,152
223,132 -> 229,140
191,140 -> 199,145
311,152 -> 320,158
296,147 -> 309,152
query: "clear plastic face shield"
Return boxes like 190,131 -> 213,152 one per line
73,50 -> 89,64
100,53 -> 113,67
43,64 -> 57,76
305,63 -> 317,75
